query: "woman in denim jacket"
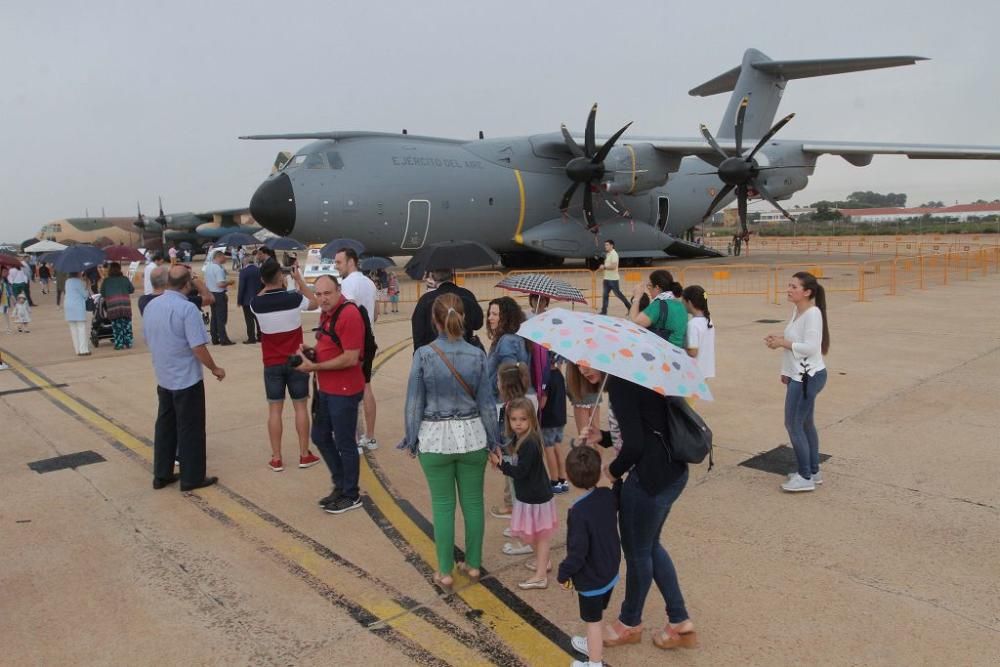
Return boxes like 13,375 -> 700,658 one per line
402,293 -> 500,589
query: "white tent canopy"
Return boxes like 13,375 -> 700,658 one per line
23,239 -> 67,253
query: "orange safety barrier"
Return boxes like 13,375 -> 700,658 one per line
681,264 -> 772,301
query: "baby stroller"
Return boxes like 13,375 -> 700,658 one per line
89,295 -> 114,347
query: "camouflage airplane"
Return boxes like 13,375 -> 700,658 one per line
243,48 -> 1000,267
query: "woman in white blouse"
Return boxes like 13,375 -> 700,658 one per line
765,272 -> 830,493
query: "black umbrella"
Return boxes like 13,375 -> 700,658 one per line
359,255 -> 396,271
53,244 -> 106,273
265,236 -> 307,251
40,250 -> 64,264
216,231 -> 260,247
320,238 -> 366,259
403,240 -> 501,280
178,241 -> 194,250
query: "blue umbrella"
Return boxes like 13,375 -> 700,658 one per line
320,238 -> 365,259
40,250 -> 65,264
216,231 -> 260,247
53,245 -> 106,273
264,237 -> 307,251
359,255 -> 395,271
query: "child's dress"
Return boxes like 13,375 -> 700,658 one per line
12,301 -> 31,326
500,434 -> 558,542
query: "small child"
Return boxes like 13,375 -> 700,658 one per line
387,272 -> 399,313
540,357 -> 569,493
12,294 -> 31,333
559,447 -> 621,667
492,362 -> 537,520
682,285 -> 715,382
489,397 -> 557,590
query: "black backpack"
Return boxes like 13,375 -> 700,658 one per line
653,396 -> 714,470
317,301 -> 378,363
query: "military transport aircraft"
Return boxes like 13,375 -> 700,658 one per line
133,198 -> 261,248
243,48 -> 1000,267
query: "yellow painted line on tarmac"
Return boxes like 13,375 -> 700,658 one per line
0,349 -> 489,667
366,341 -> 570,666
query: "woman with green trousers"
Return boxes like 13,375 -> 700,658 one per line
401,293 -> 501,589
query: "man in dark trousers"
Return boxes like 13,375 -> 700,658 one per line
410,268 -> 484,351
143,265 -> 225,492
237,248 -> 265,344
205,250 -> 235,345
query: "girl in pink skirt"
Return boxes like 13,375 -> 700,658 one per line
489,397 -> 558,590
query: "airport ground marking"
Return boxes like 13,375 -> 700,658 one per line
0,347 -> 507,666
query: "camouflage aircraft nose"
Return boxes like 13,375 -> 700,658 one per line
250,172 -> 296,237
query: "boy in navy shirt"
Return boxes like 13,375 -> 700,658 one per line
558,447 -> 621,667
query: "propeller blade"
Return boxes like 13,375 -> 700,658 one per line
692,170 -> 722,176
734,97 -> 749,155
737,184 -> 749,235
560,182 -> 580,212
585,104 -> 597,157
593,121 -> 633,163
561,123 -> 584,158
751,179 -> 795,222
747,113 -> 795,160
756,165 -> 813,171
699,124 -> 729,160
583,186 -> 595,227
700,183 -> 735,221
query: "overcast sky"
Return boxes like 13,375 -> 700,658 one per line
2,0 -> 998,241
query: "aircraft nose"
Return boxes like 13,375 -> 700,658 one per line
250,172 -> 296,236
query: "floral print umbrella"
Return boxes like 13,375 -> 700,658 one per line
517,307 -> 713,400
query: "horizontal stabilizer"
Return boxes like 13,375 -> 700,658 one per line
689,55 -> 928,97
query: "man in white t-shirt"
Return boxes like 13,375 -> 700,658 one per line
144,253 -> 165,295
598,239 -> 630,315
334,247 -> 379,450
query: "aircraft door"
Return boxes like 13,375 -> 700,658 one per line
401,199 -> 431,250
656,196 -> 670,232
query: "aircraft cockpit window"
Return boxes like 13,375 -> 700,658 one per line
285,154 -> 308,170
304,153 -> 327,169
326,151 -> 344,169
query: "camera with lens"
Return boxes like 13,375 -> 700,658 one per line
287,346 -> 317,368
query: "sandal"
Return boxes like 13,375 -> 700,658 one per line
652,625 -> 698,650
502,542 -> 534,556
603,621 -> 643,647
517,577 -> 548,590
457,562 -> 481,581
432,573 -> 453,592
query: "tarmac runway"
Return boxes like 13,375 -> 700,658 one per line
1,261 -> 998,666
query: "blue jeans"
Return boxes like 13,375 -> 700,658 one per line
618,469 -> 689,626
311,390 -> 363,499
784,369 -> 828,479
600,279 -> 630,314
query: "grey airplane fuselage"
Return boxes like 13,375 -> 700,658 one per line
259,133 -> 812,259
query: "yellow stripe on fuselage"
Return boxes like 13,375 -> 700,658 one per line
513,169 -> 526,244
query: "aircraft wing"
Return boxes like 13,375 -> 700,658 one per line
799,140 -> 1000,160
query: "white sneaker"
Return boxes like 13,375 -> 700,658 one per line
363,437 -> 378,451
571,660 -> 602,667
0,362 -> 9,370
571,635 -> 589,655
503,527 -> 513,538
781,473 -> 816,492
789,470 -> 823,485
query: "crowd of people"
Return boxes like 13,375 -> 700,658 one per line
2,239 -> 830,667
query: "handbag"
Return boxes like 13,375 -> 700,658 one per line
653,396 -> 714,470
430,343 -> 474,398
85,296 -> 96,312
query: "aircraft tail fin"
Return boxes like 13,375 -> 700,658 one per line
690,49 -> 927,140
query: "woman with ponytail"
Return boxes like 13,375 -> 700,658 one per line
765,272 -> 831,493
402,293 -> 500,589
681,285 -> 715,382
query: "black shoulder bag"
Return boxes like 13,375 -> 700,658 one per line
653,396 -> 714,470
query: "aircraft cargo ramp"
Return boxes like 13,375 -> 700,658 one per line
663,235 -> 725,258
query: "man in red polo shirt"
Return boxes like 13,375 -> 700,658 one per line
295,274 -> 366,514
